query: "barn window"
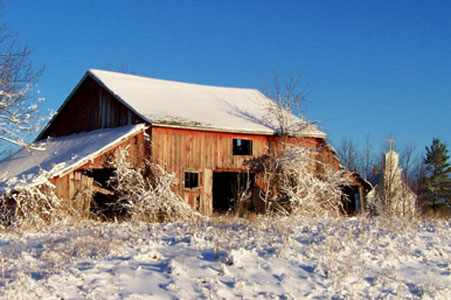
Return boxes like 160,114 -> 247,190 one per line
233,139 -> 253,155
184,171 -> 199,188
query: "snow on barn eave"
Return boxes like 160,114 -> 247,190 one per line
0,124 -> 148,192
87,69 -> 326,138
50,124 -> 148,178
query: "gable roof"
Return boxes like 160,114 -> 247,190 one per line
0,124 -> 146,192
86,69 -> 325,137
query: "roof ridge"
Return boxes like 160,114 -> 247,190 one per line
88,69 -> 258,92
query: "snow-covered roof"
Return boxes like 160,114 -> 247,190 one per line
0,124 -> 146,192
88,69 -> 325,137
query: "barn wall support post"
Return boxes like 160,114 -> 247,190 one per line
202,168 -> 213,215
359,186 -> 365,215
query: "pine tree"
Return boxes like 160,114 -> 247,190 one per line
422,138 -> 451,208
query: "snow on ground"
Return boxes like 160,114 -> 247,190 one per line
0,216 -> 449,299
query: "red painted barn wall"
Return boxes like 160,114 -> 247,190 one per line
150,126 -> 333,214
151,126 -> 270,172
151,126 -> 270,214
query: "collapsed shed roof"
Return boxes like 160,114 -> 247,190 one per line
0,124 -> 146,192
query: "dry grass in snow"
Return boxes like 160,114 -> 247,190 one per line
0,216 -> 449,299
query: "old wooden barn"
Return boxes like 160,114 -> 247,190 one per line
0,70 -> 371,217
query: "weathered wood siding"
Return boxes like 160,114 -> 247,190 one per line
46,125 -> 351,217
151,126 -> 270,214
151,127 -> 269,172
150,126 -> 332,214
38,76 -> 145,140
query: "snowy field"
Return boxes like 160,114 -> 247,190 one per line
0,216 -> 449,299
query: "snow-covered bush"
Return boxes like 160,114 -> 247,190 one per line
247,146 -> 349,217
228,173 -> 253,217
279,147 -> 350,217
0,172 -> 79,228
107,147 -> 195,222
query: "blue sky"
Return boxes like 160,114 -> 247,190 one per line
3,0 -> 450,156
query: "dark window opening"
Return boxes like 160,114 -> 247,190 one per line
84,168 -> 115,189
233,139 -> 253,155
185,172 -> 199,188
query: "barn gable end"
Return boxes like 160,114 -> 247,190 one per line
38,75 -> 146,140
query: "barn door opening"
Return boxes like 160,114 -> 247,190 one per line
341,185 -> 361,216
212,172 -> 255,213
83,168 -> 120,219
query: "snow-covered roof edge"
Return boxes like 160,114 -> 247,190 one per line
150,122 -> 326,138
3,124 -> 148,194
51,123 -> 148,179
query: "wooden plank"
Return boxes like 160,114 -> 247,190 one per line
202,168 -> 213,215
359,186 -> 365,215
69,173 -> 75,200
92,184 -> 114,195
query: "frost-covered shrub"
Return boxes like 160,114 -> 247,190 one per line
247,146 -> 349,217
0,172 -> 78,228
279,147 -> 349,217
107,147 -> 195,222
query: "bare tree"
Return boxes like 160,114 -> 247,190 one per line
336,137 -> 360,171
0,7 -> 45,152
105,58 -> 137,75
399,142 -> 416,186
360,133 -> 375,180
334,134 -> 376,181
242,71 -> 350,216
263,71 -> 311,139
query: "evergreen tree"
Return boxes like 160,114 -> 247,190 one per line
422,138 -> 451,208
